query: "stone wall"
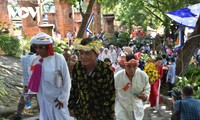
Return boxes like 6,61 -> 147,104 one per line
18,0 -> 40,38
0,0 -> 12,34
55,0 -> 73,39
0,0 -> 9,23
103,14 -> 115,36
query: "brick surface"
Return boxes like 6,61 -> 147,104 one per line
0,0 -> 13,34
55,0 -> 73,39
18,0 -> 40,39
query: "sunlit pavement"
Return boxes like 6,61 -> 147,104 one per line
23,102 -> 172,120
143,102 -> 172,120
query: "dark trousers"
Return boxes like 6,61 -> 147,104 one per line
168,83 -> 174,97
14,86 -> 38,119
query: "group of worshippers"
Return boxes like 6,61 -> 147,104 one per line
15,32 -> 154,120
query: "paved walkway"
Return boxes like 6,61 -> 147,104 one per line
23,103 -> 172,120
143,103 -> 172,120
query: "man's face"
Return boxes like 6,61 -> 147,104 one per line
63,49 -> 71,59
79,50 -> 98,66
34,44 -> 49,57
125,64 -> 137,77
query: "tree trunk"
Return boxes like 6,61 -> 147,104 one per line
176,16 -> 200,75
77,0 -> 95,38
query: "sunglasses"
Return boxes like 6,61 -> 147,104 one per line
34,45 -> 47,49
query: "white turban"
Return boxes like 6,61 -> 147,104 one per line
30,32 -> 54,45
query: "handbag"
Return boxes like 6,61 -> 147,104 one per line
171,100 -> 181,120
54,53 -> 63,88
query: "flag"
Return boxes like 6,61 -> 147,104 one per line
175,24 -> 183,48
175,34 -> 181,48
166,3 -> 200,28
86,13 -> 95,35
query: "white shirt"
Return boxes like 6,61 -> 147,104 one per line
109,49 -> 117,64
115,68 -> 150,120
166,62 -> 176,84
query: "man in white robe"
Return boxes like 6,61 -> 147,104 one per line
109,45 -> 117,64
29,32 -> 73,120
115,54 -> 150,120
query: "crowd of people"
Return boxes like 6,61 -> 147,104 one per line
14,32 -> 200,120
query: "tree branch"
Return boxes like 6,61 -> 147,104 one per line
154,0 -> 168,6
143,0 -> 166,15
144,6 -> 164,22
77,0 -> 95,38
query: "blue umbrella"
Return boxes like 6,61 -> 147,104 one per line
166,3 -> 200,28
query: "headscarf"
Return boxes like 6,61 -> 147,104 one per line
30,32 -> 54,45
73,38 -> 102,54
118,53 -> 140,66
30,32 -> 54,55
124,59 -> 139,66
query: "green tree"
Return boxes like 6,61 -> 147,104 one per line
108,0 -> 200,75
114,0 -> 199,34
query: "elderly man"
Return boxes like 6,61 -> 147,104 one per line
28,32 -> 73,120
68,38 -> 115,120
115,54 -> 150,120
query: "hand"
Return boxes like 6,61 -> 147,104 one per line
69,109 -> 75,117
54,98 -> 63,109
137,93 -> 147,101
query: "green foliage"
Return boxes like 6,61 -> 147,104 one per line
184,65 -> 200,83
19,35 -> 31,55
184,65 -> 200,99
0,34 -> 20,56
110,0 -> 200,35
141,53 -> 150,62
195,88 -> 200,99
176,76 -> 191,87
53,38 -> 68,54
102,31 -> 130,47
174,65 -> 200,99
0,116 -> 3,120
130,36 -> 153,48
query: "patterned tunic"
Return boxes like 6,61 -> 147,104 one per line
68,60 -> 115,120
